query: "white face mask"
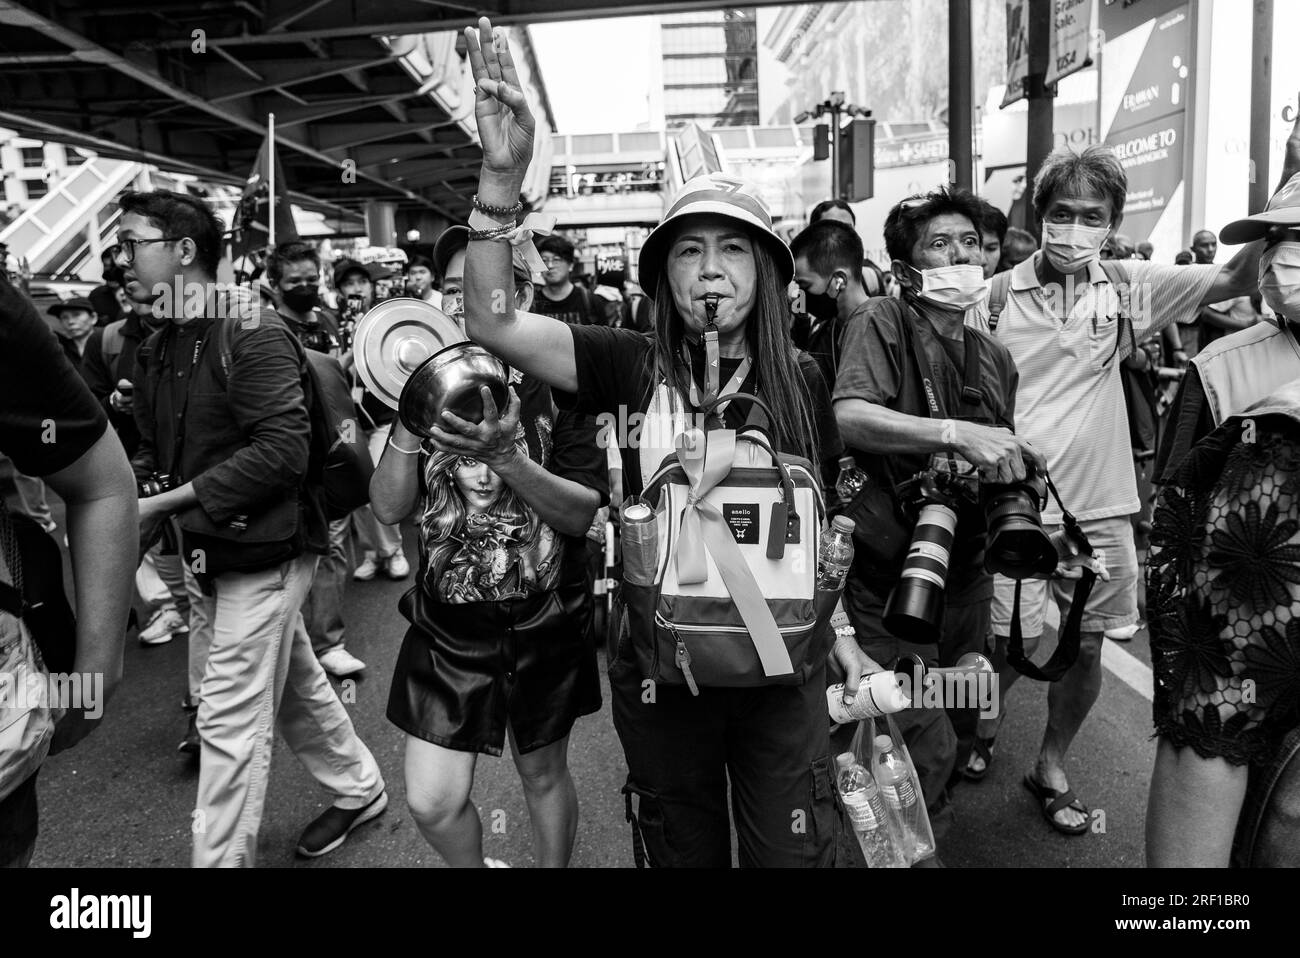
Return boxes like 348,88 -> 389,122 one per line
1260,242 -> 1300,324
905,263 -> 988,311
1042,223 -> 1111,274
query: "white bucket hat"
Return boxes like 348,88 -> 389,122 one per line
1221,172 -> 1300,244
638,173 -> 794,294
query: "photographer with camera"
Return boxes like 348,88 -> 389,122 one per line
831,188 -> 1041,845
122,190 -> 386,866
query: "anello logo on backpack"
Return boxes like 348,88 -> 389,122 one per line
722,502 -> 760,544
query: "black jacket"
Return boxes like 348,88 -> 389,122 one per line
131,297 -> 327,571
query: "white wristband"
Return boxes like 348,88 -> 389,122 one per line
940,418 -> 957,448
387,436 -> 422,456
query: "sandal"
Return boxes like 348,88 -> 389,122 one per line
1022,774 -> 1090,836
962,735 -> 996,782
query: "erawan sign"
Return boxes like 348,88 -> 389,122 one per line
1121,85 -> 1162,115
1101,3 -> 1190,254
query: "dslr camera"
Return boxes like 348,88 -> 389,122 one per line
138,472 -> 178,498
884,455 -> 1059,642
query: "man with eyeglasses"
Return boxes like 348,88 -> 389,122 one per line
119,189 -> 386,866
531,235 -> 603,326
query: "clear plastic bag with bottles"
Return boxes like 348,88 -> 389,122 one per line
847,712 -> 937,866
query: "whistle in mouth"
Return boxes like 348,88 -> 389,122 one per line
703,293 -> 720,323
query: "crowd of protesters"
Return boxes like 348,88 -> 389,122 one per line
3,17 -> 1300,870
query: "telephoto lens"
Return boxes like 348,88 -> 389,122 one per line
884,501 -> 958,642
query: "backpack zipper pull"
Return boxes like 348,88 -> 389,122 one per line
669,623 -> 700,696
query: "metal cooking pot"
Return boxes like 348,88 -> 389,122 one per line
350,297 -> 466,410
398,342 -> 510,438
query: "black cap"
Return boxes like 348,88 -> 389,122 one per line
333,258 -> 373,288
47,297 -> 95,317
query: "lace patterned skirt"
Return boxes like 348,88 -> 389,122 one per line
1148,424 -> 1300,766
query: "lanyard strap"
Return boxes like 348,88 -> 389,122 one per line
898,298 -> 984,419
681,341 -> 752,417
163,318 -> 212,478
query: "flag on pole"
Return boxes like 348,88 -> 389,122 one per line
232,114 -> 297,261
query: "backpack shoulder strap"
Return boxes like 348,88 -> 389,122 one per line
215,313 -> 235,382
987,270 -> 1013,333
1098,260 -> 1137,358
101,319 -> 125,370
1097,259 -> 1133,317
579,283 -> 598,324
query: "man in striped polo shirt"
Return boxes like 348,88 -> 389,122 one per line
962,146 -> 1264,835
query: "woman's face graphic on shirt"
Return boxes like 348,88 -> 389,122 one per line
666,215 -> 757,349
452,456 -> 504,512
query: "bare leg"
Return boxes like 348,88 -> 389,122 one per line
403,734 -> 485,867
967,631 -> 1040,775
1146,738 -> 1247,867
1033,631 -> 1104,829
509,727 -> 579,868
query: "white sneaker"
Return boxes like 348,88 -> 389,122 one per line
384,552 -> 411,579
353,554 -> 380,581
483,857 -> 511,868
319,647 -> 367,678
1105,623 -> 1141,642
139,606 -> 189,646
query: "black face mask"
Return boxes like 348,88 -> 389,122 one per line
282,287 -> 319,312
802,279 -> 843,322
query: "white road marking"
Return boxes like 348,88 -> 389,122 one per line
1044,602 -> 1155,701
1102,640 -> 1154,701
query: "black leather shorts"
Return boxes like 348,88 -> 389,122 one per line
386,582 -> 601,756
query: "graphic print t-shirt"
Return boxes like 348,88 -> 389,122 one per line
415,374 -> 607,604
532,285 -> 600,326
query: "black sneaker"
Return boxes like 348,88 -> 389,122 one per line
295,791 -> 388,858
178,713 -> 200,755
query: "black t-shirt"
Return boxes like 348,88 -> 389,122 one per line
832,296 -> 1017,488
533,285 -> 600,326
557,325 -> 843,498
1154,364 -> 1214,485
0,275 -> 107,476
832,296 -> 1019,590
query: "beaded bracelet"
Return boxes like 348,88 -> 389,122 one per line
472,194 -> 523,219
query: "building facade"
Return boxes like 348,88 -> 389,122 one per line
661,8 -> 760,129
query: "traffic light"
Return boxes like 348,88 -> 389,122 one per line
813,123 -> 830,161
838,118 -> 875,202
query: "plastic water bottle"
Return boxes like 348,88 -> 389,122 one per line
874,735 -> 934,861
816,516 -> 855,593
835,752 -> 905,868
834,455 -> 868,505
827,670 -> 912,725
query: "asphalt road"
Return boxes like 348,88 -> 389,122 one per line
29,520 -> 1161,868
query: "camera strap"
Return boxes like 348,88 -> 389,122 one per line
1006,473 -> 1099,683
898,298 -> 983,479
165,318 -> 214,481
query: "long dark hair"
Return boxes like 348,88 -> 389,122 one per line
647,235 -> 819,463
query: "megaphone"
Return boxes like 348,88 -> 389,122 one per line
350,297 -> 509,438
